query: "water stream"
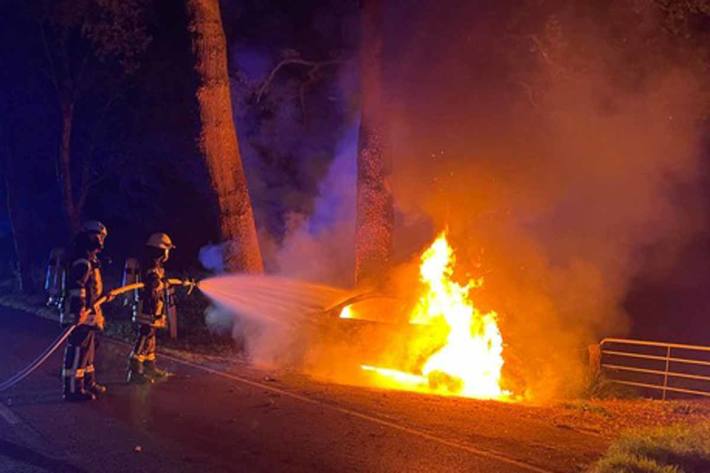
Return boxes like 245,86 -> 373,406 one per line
199,274 -> 355,327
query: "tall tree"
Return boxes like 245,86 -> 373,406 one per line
355,0 -> 393,285
185,0 -> 263,273
36,0 -> 151,233
0,119 -> 36,293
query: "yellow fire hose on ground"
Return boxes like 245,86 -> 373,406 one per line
0,279 -> 197,392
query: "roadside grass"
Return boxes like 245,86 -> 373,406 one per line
590,423 -> 710,473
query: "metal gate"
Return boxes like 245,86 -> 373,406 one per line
596,338 -> 710,399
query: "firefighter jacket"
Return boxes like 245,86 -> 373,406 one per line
64,253 -> 104,329
133,265 -> 171,329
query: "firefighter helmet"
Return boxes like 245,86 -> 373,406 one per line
81,220 -> 108,238
146,232 -> 176,250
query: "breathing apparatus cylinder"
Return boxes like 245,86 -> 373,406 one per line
44,248 -> 66,311
122,257 -> 141,286
122,257 -> 142,313
165,284 -> 178,339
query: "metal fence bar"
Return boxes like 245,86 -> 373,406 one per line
601,350 -> 710,367
663,346 -> 671,400
601,338 -> 710,352
602,364 -> 710,382
597,337 -> 710,399
609,380 -> 710,398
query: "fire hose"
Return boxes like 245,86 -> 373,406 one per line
0,279 -> 197,392
0,325 -> 76,391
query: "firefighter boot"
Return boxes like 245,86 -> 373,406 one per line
144,361 -> 171,380
85,367 -> 108,396
63,376 -> 96,402
126,358 -> 153,385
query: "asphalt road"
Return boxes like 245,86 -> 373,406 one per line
0,308 -> 606,473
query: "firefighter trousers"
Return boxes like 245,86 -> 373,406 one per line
130,324 -> 157,365
63,325 -> 100,394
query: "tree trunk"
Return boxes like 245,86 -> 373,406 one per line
355,0 -> 393,286
2,137 -> 36,293
4,173 -> 35,293
59,97 -> 80,234
186,0 -> 263,273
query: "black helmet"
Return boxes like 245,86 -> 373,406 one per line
81,220 -> 108,238
79,220 -> 108,252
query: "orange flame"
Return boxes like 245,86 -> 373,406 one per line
363,232 -> 508,399
339,305 -> 355,319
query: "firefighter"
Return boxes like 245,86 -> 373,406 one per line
62,221 -> 110,402
126,232 -> 176,384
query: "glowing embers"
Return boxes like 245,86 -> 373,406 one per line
362,232 -> 508,400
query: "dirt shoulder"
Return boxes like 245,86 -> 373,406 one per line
216,366 -> 710,472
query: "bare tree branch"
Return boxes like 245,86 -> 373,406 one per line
255,58 -> 343,103
38,22 -> 60,95
77,152 -> 133,214
73,50 -> 91,100
77,93 -> 121,217
529,34 -> 553,67
517,80 -> 538,108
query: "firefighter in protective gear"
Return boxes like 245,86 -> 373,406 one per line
62,221 -> 109,402
126,232 -> 176,384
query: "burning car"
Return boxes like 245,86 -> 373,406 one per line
325,232 -> 511,400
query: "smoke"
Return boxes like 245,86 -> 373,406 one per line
199,274 -> 354,367
263,122 -> 359,287
200,31 -> 361,358
198,242 -> 227,273
205,0 -> 707,400
201,126 -> 359,362
376,0 -> 708,399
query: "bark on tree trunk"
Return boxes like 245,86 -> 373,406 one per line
59,97 -> 80,234
355,0 -> 393,286
186,0 -> 263,273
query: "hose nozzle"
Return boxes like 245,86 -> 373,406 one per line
185,278 -> 198,295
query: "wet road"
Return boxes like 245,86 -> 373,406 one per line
0,308 -> 605,472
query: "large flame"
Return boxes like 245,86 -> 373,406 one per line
361,232 -> 507,399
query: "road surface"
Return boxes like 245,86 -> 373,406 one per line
0,308 -> 607,472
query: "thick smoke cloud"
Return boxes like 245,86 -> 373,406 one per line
208,0 -> 707,400
378,0 -> 707,399
265,123 -> 358,287
199,242 -> 227,274
200,123 -> 359,365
